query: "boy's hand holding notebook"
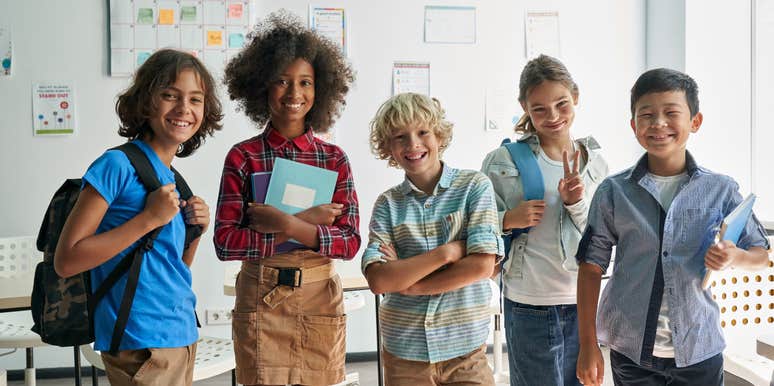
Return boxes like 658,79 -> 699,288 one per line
701,193 -> 756,289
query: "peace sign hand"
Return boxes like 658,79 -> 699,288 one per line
558,150 -> 584,205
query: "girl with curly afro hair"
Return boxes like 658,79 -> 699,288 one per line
213,10 -> 360,386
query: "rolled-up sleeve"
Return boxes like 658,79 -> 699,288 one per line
576,178 -> 616,272
465,174 -> 505,260
361,195 -> 393,274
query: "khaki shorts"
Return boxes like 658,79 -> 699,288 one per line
232,252 -> 346,386
382,344 -> 494,386
100,343 -> 196,386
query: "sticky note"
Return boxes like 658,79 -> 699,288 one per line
137,51 -> 152,66
159,9 -> 174,25
207,30 -> 223,46
228,33 -> 245,48
281,183 -> 316,210
137,8 -> 154,24
228,3 -> 243,19
181,6 -> 197,22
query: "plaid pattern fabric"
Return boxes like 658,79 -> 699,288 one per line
214,127 -> 360,261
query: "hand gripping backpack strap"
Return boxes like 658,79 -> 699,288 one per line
499,138 -> 545,267
171,166 -> 203,248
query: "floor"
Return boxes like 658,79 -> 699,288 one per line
7,348 -> 617,386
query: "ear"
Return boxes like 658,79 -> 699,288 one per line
630,118 -> 636,134
520,100 -> 528,114
690,112 -> 703,133
572,92 -> 579,106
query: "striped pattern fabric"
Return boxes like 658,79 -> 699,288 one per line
214,126 -> 360,261
362,164 -> 503,363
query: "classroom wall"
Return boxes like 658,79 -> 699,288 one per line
0,0 -> 646,371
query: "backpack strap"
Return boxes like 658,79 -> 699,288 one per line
171,166 -> 203,248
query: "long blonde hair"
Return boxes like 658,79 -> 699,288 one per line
515,55 -> 579,134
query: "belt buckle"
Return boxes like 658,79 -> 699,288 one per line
277,267 -> 302,287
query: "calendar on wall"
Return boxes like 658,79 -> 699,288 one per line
109,0 -> 253,77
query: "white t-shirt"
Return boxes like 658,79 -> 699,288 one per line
649,172 -> 689,358
503,146 -> 581,305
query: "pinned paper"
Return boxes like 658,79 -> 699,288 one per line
228,32 -> 245,48
137,8 -> 154,24
181,6 -> 197,22
228,3 -> 243,19
207,30 -> 223,46
159,9 -> 174,25
137,51 -> 152,66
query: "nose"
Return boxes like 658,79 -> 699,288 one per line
174,99 -> 191,114
546,107 -> 558,120
652,115 -> 667,127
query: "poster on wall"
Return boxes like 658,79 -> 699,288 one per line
309,6 -> 347,56
424,6 -> 476,44
109,0 -> 253,77
525,11 -> 560,59
0,27 -> 11,77
485,84 -> 519,132
392,62 -> 430,96
32,83 -> 77,136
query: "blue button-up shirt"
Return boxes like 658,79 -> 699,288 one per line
578,152 -> 769,367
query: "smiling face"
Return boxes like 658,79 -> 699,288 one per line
147,68 -> 204,152
389,123 -> 443,190
631,90 -> 703,162
521,80 -> 578,140
268,58 -> 315,135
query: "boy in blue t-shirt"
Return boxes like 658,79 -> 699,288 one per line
575,68 -> 770,386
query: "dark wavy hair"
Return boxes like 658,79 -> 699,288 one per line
116,49 -> 223,157
223,10 -> 354,132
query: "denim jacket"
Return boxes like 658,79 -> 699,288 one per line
481,132 -> 608,277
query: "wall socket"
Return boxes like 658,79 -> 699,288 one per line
205,308 -> 232,325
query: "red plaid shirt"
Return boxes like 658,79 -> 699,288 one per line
213,127 -> 360,261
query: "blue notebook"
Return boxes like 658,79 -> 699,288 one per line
265,158 -> 338,214
702,193 -> 756,289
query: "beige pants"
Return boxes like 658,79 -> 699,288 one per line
383,344 -> 494,386
100,343 -> 197,386
232,250 -> 346,386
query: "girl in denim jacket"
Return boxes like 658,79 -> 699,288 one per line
480,54 -> 608,386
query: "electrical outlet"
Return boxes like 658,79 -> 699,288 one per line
205,308 -> 232,325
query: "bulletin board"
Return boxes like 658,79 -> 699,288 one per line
108,0 -> 254,77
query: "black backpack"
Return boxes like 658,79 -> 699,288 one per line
30,142 -> 201,354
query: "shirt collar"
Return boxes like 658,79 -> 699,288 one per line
628,150 -> 700,182
398,162 -> 454,195
265,124 -> 315,152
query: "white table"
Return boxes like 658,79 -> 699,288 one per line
757,334 -> 774,361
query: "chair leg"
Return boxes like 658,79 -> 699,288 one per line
231,369 -> 236,386
73,346 -> 82,386
91,365 -> 98,386
24,348 -> 34,386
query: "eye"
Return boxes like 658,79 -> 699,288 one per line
190,97 -> 203,104
276,79 -> 289,86
161,92 -> 177,101
531,107 -> 545,113
638,113 -> 652,119
301,79 -> 313,87
666,111 -> 680,117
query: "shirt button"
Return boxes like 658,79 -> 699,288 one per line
425,203 -> 431,208
663,251 -> 668,257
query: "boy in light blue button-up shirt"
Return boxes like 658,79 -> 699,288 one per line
362,93 -> 503,386
576,68 -> 770,386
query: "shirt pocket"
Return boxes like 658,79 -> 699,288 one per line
441,209 -> 465,243
485,162 -> 522,207
678,208 -> 722,254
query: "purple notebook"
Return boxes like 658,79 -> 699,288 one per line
250,171 -> 304,253
251,172 -> 271,203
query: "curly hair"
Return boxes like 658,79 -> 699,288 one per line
369,93 -> 454,168
115,49 -> 223,157
223,10 -> 354,132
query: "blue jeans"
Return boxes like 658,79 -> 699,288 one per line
504,298 -> 581,386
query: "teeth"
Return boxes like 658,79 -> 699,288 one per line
167,119 -> 190,128
406,153 -> 424,160
284,103 -> 302,109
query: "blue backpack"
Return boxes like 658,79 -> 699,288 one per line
500,138 -> 544,264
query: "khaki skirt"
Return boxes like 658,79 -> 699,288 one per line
232,249 -> 346,385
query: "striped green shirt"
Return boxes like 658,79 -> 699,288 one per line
361,163 -> 504,363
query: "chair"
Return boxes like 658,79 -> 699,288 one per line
487,278 -> 509,385
0,236 -> 46,386
80,336 -> 236,385
709,257 -> 774,386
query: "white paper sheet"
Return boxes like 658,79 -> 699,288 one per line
392,62 -> 430,95
309,6 -> 347,55
424,6 -> 476,44
525,11 -> 561,59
